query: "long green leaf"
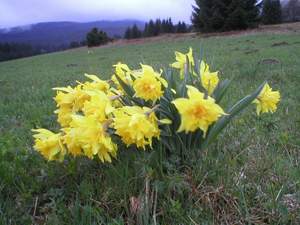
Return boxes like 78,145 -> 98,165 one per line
213,79 -> 231,103
202,81 -> 266,149
114,73 -> 135,97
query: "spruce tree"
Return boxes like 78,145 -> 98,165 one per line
87,28 -> 100,47
154,19 -> 162,36
147,20 -> 156,36
161,19 -> 167,33
131,24 -> 142,39
191,0 -> 214,32
86,28 -> 109,47
167,18 -> 174,33
176,22 -> 182,33
181,22 -> 188,33
192,0 -> 259,32
244,0 -> 260,28
143,23 -> 149,37
262,0 -> 282,24
124,27 -> 132,39
176,21 -> 188,33
224,0 -> 248,30
98,30 -> 109,43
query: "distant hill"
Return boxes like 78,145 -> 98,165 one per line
0,20 -> 145,47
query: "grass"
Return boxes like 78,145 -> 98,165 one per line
0,30 -> 300,224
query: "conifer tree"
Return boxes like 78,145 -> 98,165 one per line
167,18 -> 174,33
192,0 -> 259,32
154,19 -> 162,36
262,0 -> 282,24
181,22 -> 188,33
147,20 -> 156,36
131,24 -> 142,38
124,27 -> 132,39
224,0 -> 248,30
161,19 -> 167,33
143,23 -> 149,37
192,0 -> 214,32
86,28 -> 109,47
176,21 -> 188,33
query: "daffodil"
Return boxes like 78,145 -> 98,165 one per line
133,64 -> 167,101
55,106 -> 73,127
172,85 -> 226,136
82,90 -> 115,122
62,127 -> 82,156
32,129 -> 66,161
171,47 -> 195,79
64,115 -> 117,162
82,74 -> 110,93
111,62 -> 133,91
53,85 -> 90,127
53,85 -> 90,111
113,106 -> 160,149
200,60 -> 219,95
253,83 -> 280,115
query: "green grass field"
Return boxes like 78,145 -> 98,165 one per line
1,30 -> 300,224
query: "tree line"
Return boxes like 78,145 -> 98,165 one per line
0,27 -> 111,61
0,41 -> 87,62
192,0 -> 300,32
0,43 -> 38,62
124,18 -> 190,39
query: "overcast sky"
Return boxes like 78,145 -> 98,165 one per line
0,0 -> 195,28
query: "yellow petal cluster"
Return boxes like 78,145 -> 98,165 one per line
113,106 -> 160,149
64,115 -> 117,162
172,86 -> 226,136
82,74 -> 110,93
82,90 -> 114,122
253,83 -> 280,115
171,47 -> 195,79
53,85 -> 90,127
54,86 -> 90,111
133,64 -> 167,101
32,129 -> 66,161
200,60 -> 219,95
111,62 -> 133,91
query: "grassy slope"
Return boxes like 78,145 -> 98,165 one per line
0,32 -> 300,224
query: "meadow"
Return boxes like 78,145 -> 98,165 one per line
0,28 -> 300,224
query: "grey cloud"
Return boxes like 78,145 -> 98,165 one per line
0,0 -> 194,28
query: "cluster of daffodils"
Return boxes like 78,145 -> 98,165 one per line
32,48 -> 280,162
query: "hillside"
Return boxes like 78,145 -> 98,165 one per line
0,23 -> 299,224
0,20 -> 145,47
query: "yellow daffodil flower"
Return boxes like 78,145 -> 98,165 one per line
82,90 -> 115,122
171,47 -> 195,79
200,60 -> 219,95
172,85 -> 226,136
82,74 -> 110,93
53,85 -> 90,127
253,83 -> 280,115
113,106 -> 160,149
133,64 -> 167,101
32,129 -> 66,161
111,62 -> 133,91
64,115 -> 117,162
62,127 -> 82,157
54,106 -> 73,127
53,85 -> 90,111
